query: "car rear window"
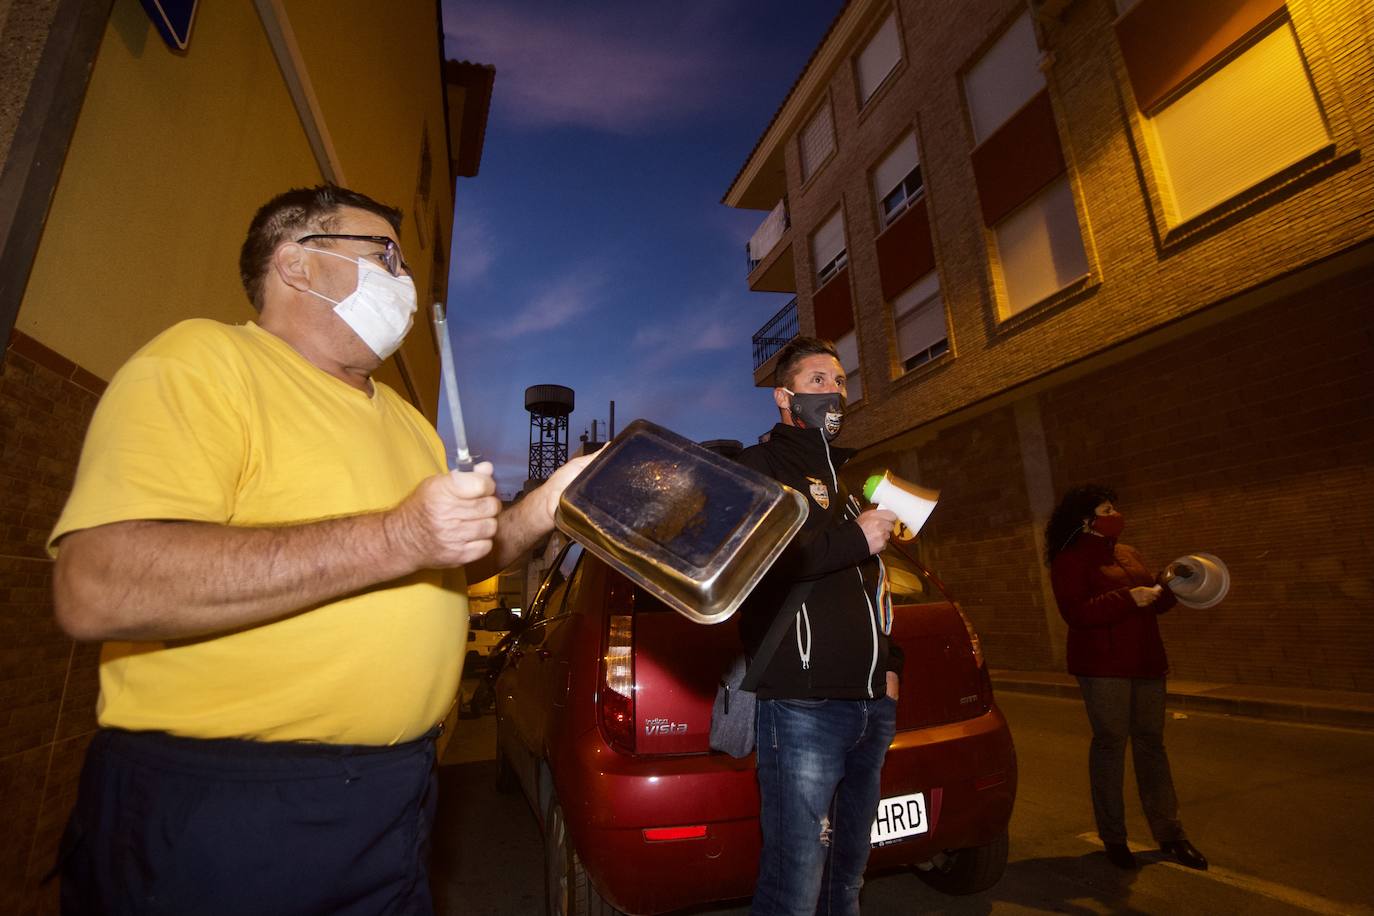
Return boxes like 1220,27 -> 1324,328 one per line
882,547 -> 943,604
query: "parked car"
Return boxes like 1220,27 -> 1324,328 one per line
494,538 -> 1017,916
465,610 -> 512,670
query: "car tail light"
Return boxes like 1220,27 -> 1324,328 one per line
952,601 -> 994,710
952,602 -> 984,668
642,825 -> 708,842
600,612 -> 635,751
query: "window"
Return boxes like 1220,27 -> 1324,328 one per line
527,542 -> 584,625
892,271 -> 948,371
1145,20 -> 1329,224
880,543 -> 938,604
964,12 -> 1042,144
834,330 -> 863,404
873,132 -> 922,227
964,11 -> 1088,317
855,12 -> 901,105
799,101 -> 836,182
811,210 -> 847,285
993,175 -> 1088,313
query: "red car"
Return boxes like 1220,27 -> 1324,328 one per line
494,538 -> 1017,916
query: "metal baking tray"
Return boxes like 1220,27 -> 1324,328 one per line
555,419 -> 808,625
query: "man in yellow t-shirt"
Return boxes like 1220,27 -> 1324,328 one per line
49,185 -> 588,915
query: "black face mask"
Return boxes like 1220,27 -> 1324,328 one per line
784,389 -> 844,440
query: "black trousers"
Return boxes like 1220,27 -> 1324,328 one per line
1077,676 -> 1185,846
59,727 -> 438,916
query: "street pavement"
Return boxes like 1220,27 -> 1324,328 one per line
429,682 -> 1374,915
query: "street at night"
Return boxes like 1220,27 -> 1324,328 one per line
4,1 -> 1372,912
432,686 -> 1374,916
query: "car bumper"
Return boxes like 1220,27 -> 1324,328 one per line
555,704 -> 1016,915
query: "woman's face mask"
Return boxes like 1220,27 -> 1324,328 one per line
782,388 -> 844,440
305,247 -> 417,360
1089,512 -> 1125,539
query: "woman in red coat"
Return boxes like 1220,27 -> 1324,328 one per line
1046,484 -> 1207,872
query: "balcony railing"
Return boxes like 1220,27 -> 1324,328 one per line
745,197 -> 790,274
751,297 -> 798,371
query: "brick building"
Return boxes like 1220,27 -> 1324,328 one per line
725,0 -> 1373,689
0,2 -> 492,909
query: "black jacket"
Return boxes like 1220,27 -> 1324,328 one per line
736,423 -> 904,699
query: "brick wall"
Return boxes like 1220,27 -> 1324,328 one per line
852,405 -> 1058,673
846,264 -> 1374,690
1038,267 -> 1374,691
0,331 -> 104,914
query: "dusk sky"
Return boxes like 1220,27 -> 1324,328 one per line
438,1 -> 843,497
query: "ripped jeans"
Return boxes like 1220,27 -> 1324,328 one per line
751,696 -> 897,916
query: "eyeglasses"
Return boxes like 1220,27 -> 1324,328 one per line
296,234 -> 411,278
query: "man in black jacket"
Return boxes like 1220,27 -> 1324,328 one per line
737,336 -> 901,916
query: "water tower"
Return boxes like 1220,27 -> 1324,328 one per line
525,384 -> 575,482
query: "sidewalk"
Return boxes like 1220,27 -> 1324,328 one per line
991,669 -> 1374,731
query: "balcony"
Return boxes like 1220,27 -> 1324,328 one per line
744,198 -> 796,293
751,296 -> 798,387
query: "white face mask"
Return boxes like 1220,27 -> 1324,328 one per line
304,247 -> 417,360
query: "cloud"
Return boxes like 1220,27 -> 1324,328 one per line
451,213 -> 495,284
444,3 -> 739,133
485,272 -> 602,340
628,290 -> 756,373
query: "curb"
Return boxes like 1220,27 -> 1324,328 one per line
991,675 -> 1374,732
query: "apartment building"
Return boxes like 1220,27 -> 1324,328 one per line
726,0 -> 1373,691
0,3 -> 491,909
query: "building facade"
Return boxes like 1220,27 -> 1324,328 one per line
0,1 -> 491,909
726,0 -> 1373,690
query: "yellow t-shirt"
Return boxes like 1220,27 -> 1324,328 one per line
49,320 -> 467,745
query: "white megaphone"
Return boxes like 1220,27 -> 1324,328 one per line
862,471 -> 940,541
1161,553 -> 1230,609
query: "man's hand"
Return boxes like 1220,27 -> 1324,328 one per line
461,453 -> 595,584
886,670 -> 900,701
856,508 -> 898,555
531,453 -> 596,524
1130,585 -> 1163,607
384,462 -> 501,569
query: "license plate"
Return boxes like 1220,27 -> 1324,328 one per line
870,791 -> 929,847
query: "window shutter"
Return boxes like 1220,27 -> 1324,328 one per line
1148,20 -> 1328,223
834,330 -> 863,403
810,210 -> 847,277
964,12 -> 1042,143
799,103 -> 835,181
873,132 -> 920,205
893,273 -> 946,365
856,13 -> 901,104
994,175 -> 1088,315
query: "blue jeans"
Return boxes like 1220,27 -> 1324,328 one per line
751,697 -> 897,916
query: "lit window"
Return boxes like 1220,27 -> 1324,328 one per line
855,12 -> 902,105
834,329 -> 863,404
873,132 -> 923,227
1145,20 -> 1329,224
893,271 -> 948,371
799,102 -> 836,182
993,175 -> 1088,315
811,210 -> 848,285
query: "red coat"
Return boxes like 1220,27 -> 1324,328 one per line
1050,535 -> 1177,678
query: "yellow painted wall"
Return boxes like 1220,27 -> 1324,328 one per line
16,0 -> 453,418
16,0 -> 321,379
286,0 -> 454,419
